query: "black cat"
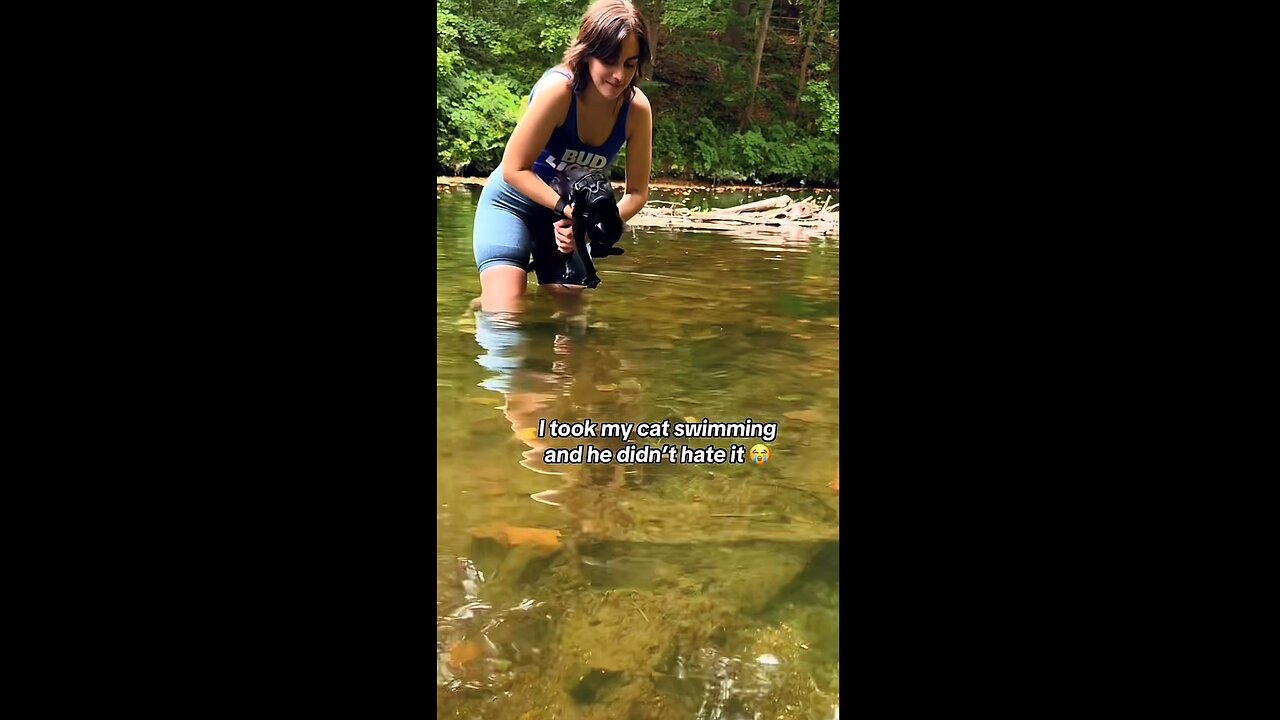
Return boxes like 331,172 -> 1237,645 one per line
550,166 -> 624,289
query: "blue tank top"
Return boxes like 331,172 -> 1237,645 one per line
529,69 -> 632,184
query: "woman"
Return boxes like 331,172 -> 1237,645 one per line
472,0 -> 653,313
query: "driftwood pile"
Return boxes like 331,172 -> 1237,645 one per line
627,194 -> 839,238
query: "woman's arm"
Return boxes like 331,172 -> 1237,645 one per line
617,89 -> 653,223
502,77 -> 575,218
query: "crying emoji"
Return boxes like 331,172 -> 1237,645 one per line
749,444 -> 771,466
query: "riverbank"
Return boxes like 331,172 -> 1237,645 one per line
435,176 -> 837,193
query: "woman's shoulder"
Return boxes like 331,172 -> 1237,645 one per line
529,68 -> 574,110
538,65 -> 575,90
628,86 -> 652,120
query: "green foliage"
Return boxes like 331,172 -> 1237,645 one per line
437,71 -> 524,175
437,2 -> 464,81
734,128 -> 768,178
537,20 -> 579,55
662,0 -> 724,31
800,64 -> 839,138
651,119 -> 838,184
438,46 -> 462,80
436,0 -> 840,184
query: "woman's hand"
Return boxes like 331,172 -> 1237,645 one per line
554,204 -> 575,254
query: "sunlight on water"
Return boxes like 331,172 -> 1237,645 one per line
437,185 -> 839,720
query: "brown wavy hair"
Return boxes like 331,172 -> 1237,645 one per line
561,0 -> 651,101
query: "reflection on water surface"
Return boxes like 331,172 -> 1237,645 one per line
437,186 -> 839,719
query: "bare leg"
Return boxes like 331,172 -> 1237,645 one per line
475,271 -> 567,474
479,266 -> 531,314
503,389 -> 565,476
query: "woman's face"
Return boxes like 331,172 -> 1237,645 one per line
586,33 -> 639,101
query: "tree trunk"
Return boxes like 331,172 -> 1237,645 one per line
726,0 -> 753,51
830,45 -> 840,97
793,0 -> 826,121
740,0 -> 774,131
645,0 -> 663,68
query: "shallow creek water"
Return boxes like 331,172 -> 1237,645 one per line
437,183 -> 840,719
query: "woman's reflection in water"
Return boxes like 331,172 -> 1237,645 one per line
472,289 -> 632,491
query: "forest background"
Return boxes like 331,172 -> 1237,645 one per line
438,0 -> 840,186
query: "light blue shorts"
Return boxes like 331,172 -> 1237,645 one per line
472,165 -> 591,286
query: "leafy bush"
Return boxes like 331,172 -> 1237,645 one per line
651,119 -> 838,185
800,63 -> 840,139
437,71 -> 523,175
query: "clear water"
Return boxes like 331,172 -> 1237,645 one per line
437,182 -> 840,719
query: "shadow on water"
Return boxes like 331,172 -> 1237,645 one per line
437,187 -> 840,720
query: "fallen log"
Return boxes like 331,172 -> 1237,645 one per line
628,192 -> 838,237
711,195 -> 793,215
